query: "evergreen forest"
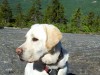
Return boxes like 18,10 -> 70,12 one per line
0,0 -> 100,33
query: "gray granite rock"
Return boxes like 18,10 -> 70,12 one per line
0,27 -> 100,75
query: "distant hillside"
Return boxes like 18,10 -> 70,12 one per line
61,0 -> 100,17
0,0 -> 100,18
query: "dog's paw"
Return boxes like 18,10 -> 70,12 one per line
42,54 -> 53,64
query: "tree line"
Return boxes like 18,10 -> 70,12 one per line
0,0 -> 100,33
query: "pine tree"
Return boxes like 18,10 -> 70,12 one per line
27,0 -> 42,23
43,0 -> 67,24
84,12 -> 95,32
87,12 -> 95,26
71,8 -> 82,28
15,3 -> 25,28
70,8 -> 82,32
0,0 -> 12,24
93,16 -> 100,32
43,5 -> 53,23
35,0 -> 43,23
0,6 -> 4,27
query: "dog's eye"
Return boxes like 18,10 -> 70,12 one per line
32,38 -> 38,41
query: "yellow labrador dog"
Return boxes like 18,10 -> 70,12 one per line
16,24 -> 69,75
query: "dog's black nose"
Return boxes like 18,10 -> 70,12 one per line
16,48 -> 23,56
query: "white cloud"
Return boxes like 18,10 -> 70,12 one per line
92,1 -> 97,3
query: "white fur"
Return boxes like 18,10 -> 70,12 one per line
25,63 -> 48,75
17,24 -> 69,75
19,24 -> 48,62
42,50 -> 60,64
58,67 -> 68,75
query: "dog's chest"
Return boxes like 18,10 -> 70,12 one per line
25,63 -> 48,75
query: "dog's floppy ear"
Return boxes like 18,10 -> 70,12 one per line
44,25 -> 62,50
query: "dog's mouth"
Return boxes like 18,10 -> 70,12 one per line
19,57 -> 32,63
19,59 -> 32,63
18,55 -> 25,62
18,52 -> 44,63
20,58 -> 24,61
18,55 -> 35,63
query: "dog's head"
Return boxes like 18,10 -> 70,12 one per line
16,24 -> 62,62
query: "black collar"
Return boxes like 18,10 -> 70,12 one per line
33,60 -> 46,72
46,47 -> 63,66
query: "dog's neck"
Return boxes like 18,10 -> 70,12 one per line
33,42 -> 63,71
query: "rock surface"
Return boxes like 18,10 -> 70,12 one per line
0,27 -> 100,75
